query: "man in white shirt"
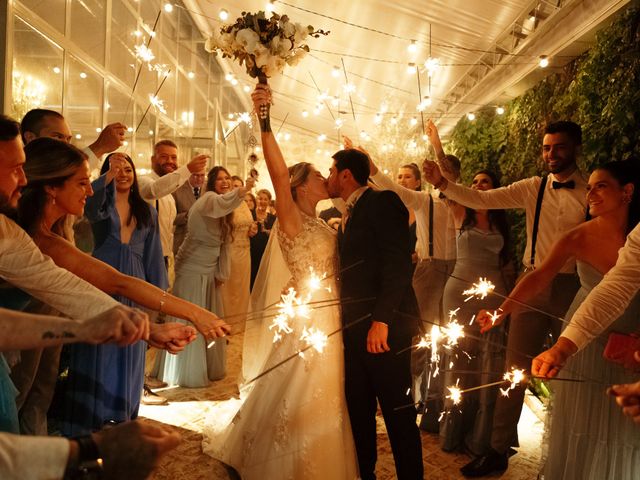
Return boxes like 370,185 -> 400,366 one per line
137,140 -> 208,398
423,121 -> 588,477
532,222 -> 640,424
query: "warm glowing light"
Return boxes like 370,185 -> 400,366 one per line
408,40 -> 418,53
467,113 -> 476,121
500,368 -> 527,396
149,94 -> 167,114
163,3 -> 173,13
496,106 -> 505,115
134,44 -> 155,63
374,113 -> 382,124
360,130 -> 367,139
243,85 -> 251,93
407,62 -> 416,74
410,117 -> 418,126
266,0 -> 276,13
335,118 -> 344,129
463,277 -> 495,301
219,9 -> 229,21
187,71 -> 195,79
52,66 -> 61,74
539,55 -> 549,68
300,327 -> 329,353
446,384 -> 462,405
332,66 -> 341,77
79,72 -> 87,79
317,133 -> 327,142
424,57 -> 440,77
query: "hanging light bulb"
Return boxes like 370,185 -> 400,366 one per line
225,72 -> 234,82
374,113 -> 382,124
163,3 -> 174,13
390,116 -> 398,125
407,62 -> 416,74
424,57 -> 440,77
360,130 -> 367,139
539,55 -> 549,68
408,40 -> 418,53
266,0 -> 276,13
467,113 -> 476,121
410,117 -> 418,126
301,110 -> 309,118
496,106 -> 505,115
335,118 -> 344,129
331,96 -> 340,107
331,66 -> 341,78
219,9 -> 229,21
317,134 -> 327,142
284,133 -> 291,141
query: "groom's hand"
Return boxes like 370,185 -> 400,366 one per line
367,321 -> 390,354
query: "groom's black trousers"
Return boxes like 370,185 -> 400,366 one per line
344,343 -> 424,480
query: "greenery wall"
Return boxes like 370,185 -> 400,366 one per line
445,5 -> 640,263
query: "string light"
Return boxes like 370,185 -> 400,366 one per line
75,134 -> 82,140
266,1 -> 276,13
187,71 -> 195,79
410,117 -> 418,126
224,72 -> 234,82
301,109 -> 309,118
163,3 -> 173,13
467,112 -> 476,121
539,55 -> 549,68
317,133 -> 327,141
335,118 -> 344,129
79,72 -> 88,79
496,106 -> 505,115
243,85 -> 251,93
374,113 -> 382,124
331,66 -> 341,77
408,40 -> 418,53
52,66 -> 61,74
360,130 -> 367,139
219,8 -> 229,21
284,133 -> 291,141
424,57 -> 440,77
407,62 -> 416,74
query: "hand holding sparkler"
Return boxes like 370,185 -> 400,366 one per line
187,154 -> 209,174
477,308 -> 505,334
531,337 -> 578,378
89,123 -> 127,157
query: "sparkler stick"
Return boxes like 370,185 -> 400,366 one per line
416,66 -> 425,133
341,58 -> 357,124
308,71 -> 336,121
135,69 -> 171,133
276,112 -> 289,135
123,10 -> 161,122
243,313 -> 372,386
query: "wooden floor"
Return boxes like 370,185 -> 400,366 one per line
140,333 -> 543,479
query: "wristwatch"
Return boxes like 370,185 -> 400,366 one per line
64,435 -> 104,479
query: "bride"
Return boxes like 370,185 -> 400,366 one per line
202,84 -> 358,479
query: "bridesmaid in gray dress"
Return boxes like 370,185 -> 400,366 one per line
157,166 -> 254,387
440,170 -> 511,454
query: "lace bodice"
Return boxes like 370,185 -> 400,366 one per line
276,212 -> 338,286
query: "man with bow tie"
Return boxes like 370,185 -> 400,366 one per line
423,121 -> 588,477
173,170 -> 206,255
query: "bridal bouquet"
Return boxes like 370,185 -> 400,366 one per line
204,11 -> 329,80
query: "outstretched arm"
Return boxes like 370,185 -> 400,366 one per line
478,227 -> 580,333
251,84 -> 302,239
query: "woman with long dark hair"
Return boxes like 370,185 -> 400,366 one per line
439,169 -> 512,455
16,142 -> 228,435
156,166 -> 253,387
481,160 -> 640,479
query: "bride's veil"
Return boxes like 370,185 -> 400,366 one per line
241,220 -> 291,383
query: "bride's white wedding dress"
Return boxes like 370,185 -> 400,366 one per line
202,212 -> 359,479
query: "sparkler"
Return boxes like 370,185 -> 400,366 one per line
500,367 -> 526,397
463,277 -> 495,301
135,69 -> 171,133
446,382 -> 462,406
341,58 -> 357,126
300,327 -> 329,353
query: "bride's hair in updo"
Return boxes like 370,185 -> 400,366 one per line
288,162 -> 313,201
596,158 -> 640,234
19,138 -> 87,239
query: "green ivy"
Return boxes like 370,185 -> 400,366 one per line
445,5 -> 640,265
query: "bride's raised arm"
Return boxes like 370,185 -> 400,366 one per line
251,84 -> 302,239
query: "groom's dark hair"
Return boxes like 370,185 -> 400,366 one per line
332,149 -> 370,186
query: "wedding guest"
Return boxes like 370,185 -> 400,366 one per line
249,189 -> 276,289
245,192 -> 257,213
157,166 -> 254,387
220,173 -> 256,333
354,129 -> 459,432
137,140 -> 208,398
173,170 -> 206,255
439,170 -> 511,455
0,419 -> 180,480
0,116 -> 148,432
481,160 -> 640,479
15,140 -> 228,434
423,120 -> 587,477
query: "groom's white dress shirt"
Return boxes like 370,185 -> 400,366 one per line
0,432 -> 69,479
561,222 -> 640,350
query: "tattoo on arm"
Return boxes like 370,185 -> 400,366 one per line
42,331 -> 76,340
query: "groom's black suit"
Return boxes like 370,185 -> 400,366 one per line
338,187 -> 423,480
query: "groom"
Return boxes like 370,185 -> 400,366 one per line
327,149 -> 423,479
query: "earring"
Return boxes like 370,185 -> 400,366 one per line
52,197 -> 56,205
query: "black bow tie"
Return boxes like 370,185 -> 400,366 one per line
193,187 -> 201,198
552,180 -> 575,190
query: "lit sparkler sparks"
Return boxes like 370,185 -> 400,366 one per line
149,94 -> 167,114
500,368 -> 526,397
442,319 -> 465,348
300,327 -> 329,353
134,44 -> 155,63
489,309 -> 502,326
269,313 -> 293,342
463,277 -> 495,302
446,379 -> 462,405
306,268 -> 331,294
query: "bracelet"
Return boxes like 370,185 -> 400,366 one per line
159,290 -> 168,313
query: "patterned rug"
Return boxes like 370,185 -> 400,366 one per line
140,333 -> 542,479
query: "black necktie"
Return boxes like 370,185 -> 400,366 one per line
193,187 -> 200,199
552,180 -> 575,190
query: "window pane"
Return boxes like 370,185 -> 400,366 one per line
69,0 -> 106,65
110,0 -> 138,85
11,16 -> 63,119
20,0 -> 66,33
66,55 -> 103,148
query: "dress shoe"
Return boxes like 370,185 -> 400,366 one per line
141,385 -> 168,405
145,376 -> 168,389
460,449 -> 508,477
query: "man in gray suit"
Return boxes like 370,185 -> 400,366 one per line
172,170 -> 206,255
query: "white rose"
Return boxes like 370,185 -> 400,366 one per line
262,56 -> 286,77
271,36 -> 293,56
254,44 -> 271,68
293,23 -> 310,43
282,20 -> 296,38
236,28 -> 261,54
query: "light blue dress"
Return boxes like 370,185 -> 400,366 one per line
54,174 -> 167,436
440,227 -> 508,454
542,261 -> 640,480
156,188 -> 243,387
